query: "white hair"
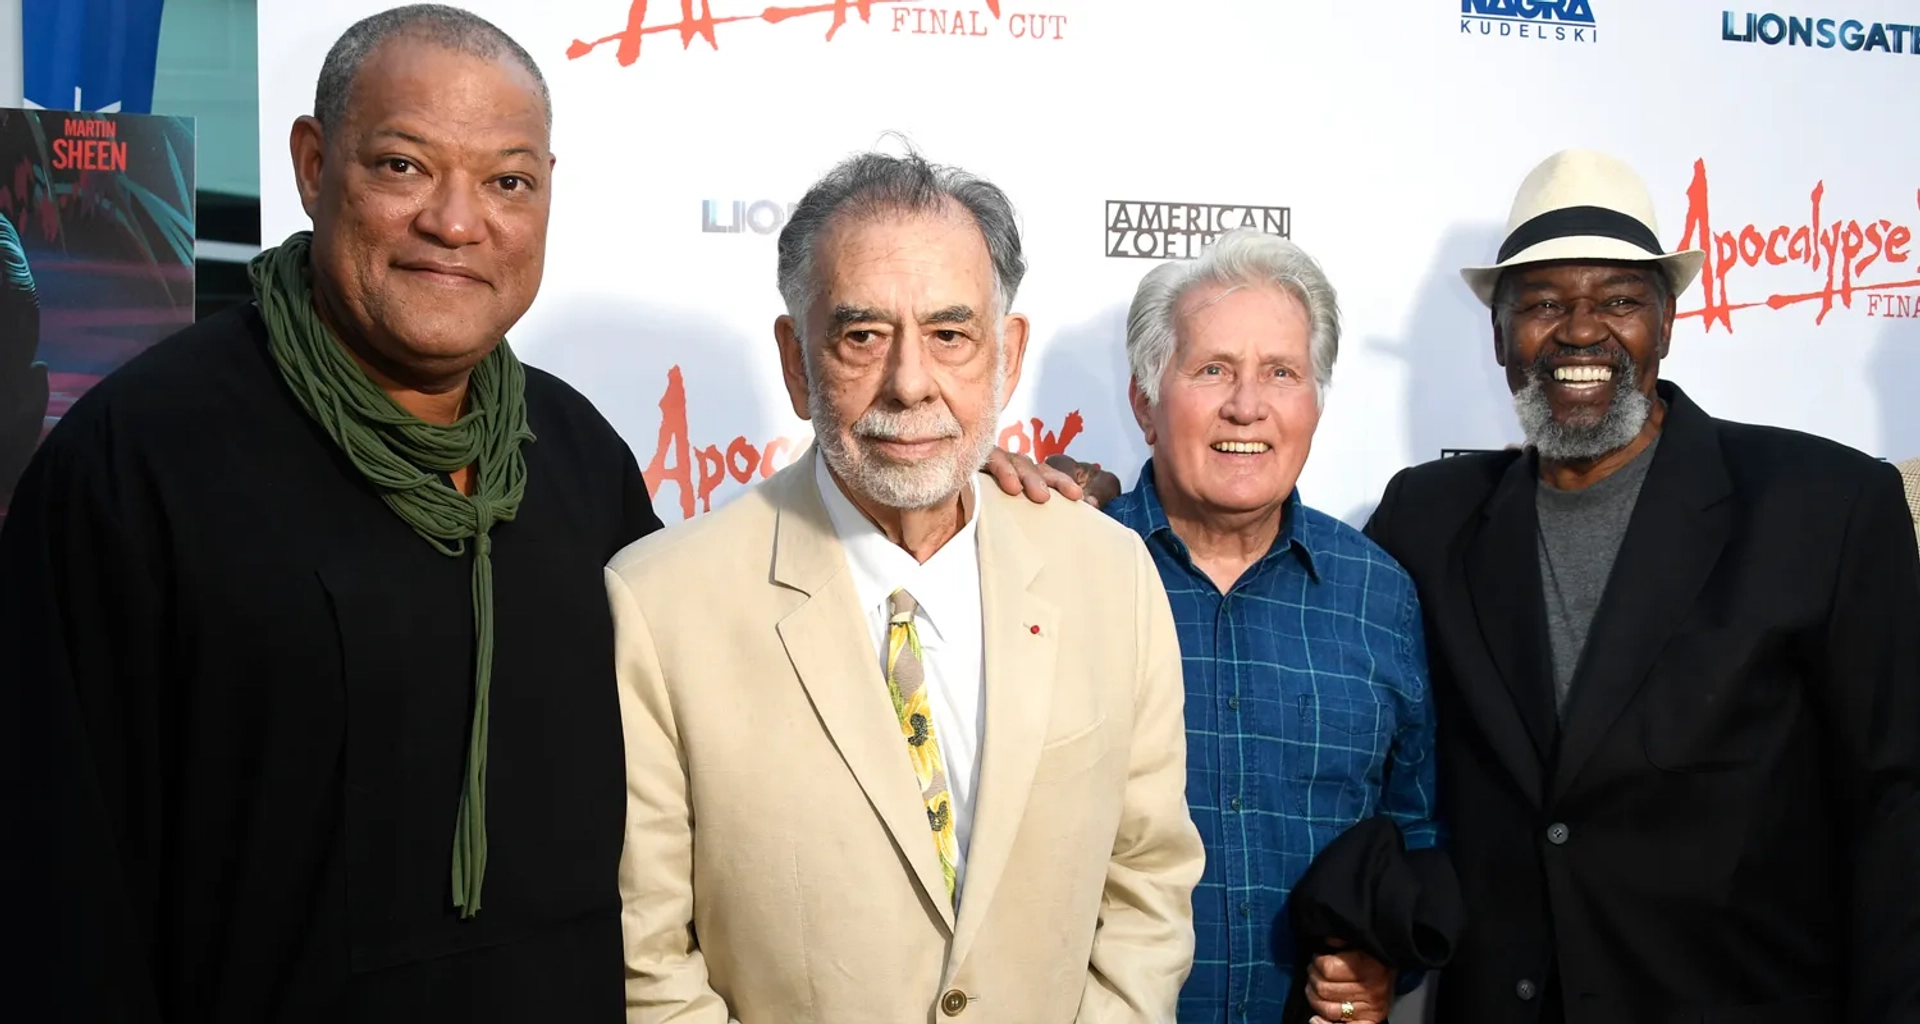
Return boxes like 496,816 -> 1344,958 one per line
1124,229 -> 1341,408
779,148 -> 1024,341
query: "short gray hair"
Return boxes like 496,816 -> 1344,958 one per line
776,148 -> 1026,337
1125,229 -> 1340,407
314,4 -> 551,133
1491,261 -> 1674,340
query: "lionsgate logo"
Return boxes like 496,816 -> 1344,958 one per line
1105,201 -> 1292,260
1721,12 -> 1920,54
701,198 -> 795,236
1461,0 -> 1598,43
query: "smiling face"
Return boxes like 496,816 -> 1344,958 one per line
291,35 -> 553,386
777,200 -> 1028,512
1495,260 -> 1672,461
1133,281 -> 1321,521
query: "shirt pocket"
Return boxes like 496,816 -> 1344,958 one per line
1291,684 -> 1392,827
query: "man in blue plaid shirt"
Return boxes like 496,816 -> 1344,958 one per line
1085,229 -> 1440,1024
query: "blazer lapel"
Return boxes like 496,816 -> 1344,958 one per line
947,495 -> 1057,974
770,452 -> 957,932
1550,384 -> 1732,802
1462,452 -> 1559,790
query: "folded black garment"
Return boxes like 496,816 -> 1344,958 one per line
1280,816 -> 1465,1024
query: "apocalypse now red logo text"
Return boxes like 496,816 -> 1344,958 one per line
1677,159 -> 1920,330
567,0 -> 1067,66
644,366 -> 1088,518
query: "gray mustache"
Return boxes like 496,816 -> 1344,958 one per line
852,412 -> 961,441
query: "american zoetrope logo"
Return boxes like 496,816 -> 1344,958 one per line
1105,201 -> 1291,260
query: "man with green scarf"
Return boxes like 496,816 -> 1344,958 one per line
0,7 -> 656,1022
0,5 -> 1090,1020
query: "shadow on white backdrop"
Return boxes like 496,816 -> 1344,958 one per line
523,299 -> 800,524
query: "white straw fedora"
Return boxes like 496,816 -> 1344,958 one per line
1460,149 -> 1705,307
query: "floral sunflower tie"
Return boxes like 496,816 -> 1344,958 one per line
885,588 -> 958,905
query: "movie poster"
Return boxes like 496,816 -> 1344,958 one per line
0,108 -> 195,521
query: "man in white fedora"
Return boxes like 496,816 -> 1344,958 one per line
1358,149 -> 1920,1022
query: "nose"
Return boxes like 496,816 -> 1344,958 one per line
880,328 -> 939,409
1556,298 -> 1612,348
413,173 -> 489,248
1220,374 -> 1268,426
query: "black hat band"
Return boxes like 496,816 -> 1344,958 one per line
1496,204 -> 1666,264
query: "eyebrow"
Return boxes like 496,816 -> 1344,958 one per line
1189,347 -> 1302,367
922,305 -> 978,326
1599,273 -> 1653,289
371,128 -> 432,147
829,304 -> 891,328
369,128 -> 540,159
1516,272 -> 1654,293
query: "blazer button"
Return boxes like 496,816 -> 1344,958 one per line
941,989 -> 968,1016
1546,823 -> 1570,845
1516,979 -> 1538,1001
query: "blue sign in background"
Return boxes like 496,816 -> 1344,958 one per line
22,0 -> 168,114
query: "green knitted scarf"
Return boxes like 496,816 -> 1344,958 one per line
248,231 -> 534,919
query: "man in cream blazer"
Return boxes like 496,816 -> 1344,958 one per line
1900,456 -> 1920,549
605,150 -> 1203,1023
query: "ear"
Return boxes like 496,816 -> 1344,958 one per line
1128,377 -> 1157,447
290,116 -> 328,222
1491,314 -> 1509,368
996,312 -> 1030,398
775,315 -> 812,420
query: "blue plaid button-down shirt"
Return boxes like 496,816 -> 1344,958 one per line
1105,461 -> 1439,1024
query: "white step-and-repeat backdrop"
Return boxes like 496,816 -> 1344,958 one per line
258,0 -> 1920,528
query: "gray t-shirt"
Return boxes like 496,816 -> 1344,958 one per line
1535,438 -> 1659,715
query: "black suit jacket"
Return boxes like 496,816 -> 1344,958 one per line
1364,380 -> 1920,1024
1281,816 -> 1464,1024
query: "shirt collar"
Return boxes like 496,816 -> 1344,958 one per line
813,453 -> 981,645
1114,457 -> 1322,584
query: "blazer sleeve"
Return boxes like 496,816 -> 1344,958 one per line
1077,537 -> 1205,1023
606,566 -> 738,1024
1820,464 -> 1920,1017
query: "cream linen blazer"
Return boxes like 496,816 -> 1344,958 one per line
605,450 -> 1203,1024
1899,456 -> 1920,550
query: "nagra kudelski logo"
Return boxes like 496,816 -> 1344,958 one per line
567,0 -> 1066,66
1721,11 -> 1920,55
1105,201 -> 1291,260
1461,0 -> 1597,43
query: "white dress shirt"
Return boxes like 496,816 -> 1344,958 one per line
815,456 -> 986,901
